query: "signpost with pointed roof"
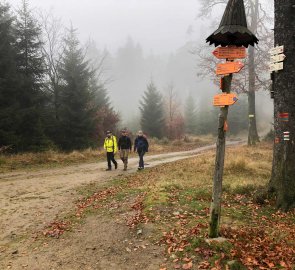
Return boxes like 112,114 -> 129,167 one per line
206,0 -> 258,238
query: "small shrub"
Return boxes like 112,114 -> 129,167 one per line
171,140 -> 183,147
160,137 -> 169,145
183,135 -> 192,143
227,158 -> 247,173
0,157 -> 6,165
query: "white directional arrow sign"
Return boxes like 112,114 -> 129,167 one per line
269,62 -> 284,72
269,45 -> 284,55
270,54 -> 286,63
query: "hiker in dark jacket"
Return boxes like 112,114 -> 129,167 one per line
134,130 -> 149,170
118,129 -> 132,171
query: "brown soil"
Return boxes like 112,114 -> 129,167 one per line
0,142 -> 241,270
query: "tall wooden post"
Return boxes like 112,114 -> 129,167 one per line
209,74 -> 232,238
206,0 -> 258,238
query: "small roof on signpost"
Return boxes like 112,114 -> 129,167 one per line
206,0 -> 259,47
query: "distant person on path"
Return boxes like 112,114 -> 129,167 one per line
134,130 -> 149,170
118,129 -> 132,171
104,131 -> 118,171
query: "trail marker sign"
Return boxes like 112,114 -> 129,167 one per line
279,112 -> 289,122
283,132 -> 290,141
269,45 -> 284,56
269,62 -> 284,72
216,62 -> 244,75
213,46 -> 246,59
270,54 -> 286,63
213,93 -> 238,106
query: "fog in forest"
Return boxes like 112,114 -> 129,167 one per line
8,0 -> 274,134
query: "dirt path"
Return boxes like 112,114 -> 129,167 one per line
0,141 -> 241,269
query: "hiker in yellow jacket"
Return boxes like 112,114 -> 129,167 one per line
104,130 -> 118,171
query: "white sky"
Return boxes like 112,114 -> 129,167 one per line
8,0 -> 202,54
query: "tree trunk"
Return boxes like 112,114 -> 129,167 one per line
209,74 -> 232,238
269,0 -> 295,211
247,0 -> 260,146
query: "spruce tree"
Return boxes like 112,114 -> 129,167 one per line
139,81 -> 164,138
14,0 -> 48,151
227,95 -> 248,135
0,3 -> 20,150
58,26 -> 96,150
184,94 -> 197,134
89,74 -> 119,143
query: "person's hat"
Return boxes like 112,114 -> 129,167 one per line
106,130 -> 112,134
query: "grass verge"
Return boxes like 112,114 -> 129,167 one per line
41,142 -> 295,269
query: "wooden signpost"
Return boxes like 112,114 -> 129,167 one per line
213,93 -> 238,106
209,47 -> 245,238
206,0 -> 258,239
216,61 -> 244,75
213,46 -> 246,59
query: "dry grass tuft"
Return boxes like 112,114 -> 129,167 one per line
0,148 -> 105,172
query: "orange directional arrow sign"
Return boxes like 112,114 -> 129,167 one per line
213,93 -> 238,107
216,61 -> 244,75
213,46 -> 246,59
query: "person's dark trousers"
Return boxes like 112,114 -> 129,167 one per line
138,150 -> 146,168
107,152 -> 117,169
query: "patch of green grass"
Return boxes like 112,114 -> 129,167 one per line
230,184 -> 257,195
226,261 -> 247,270
145,190 -> 169,208
187,237 -> 208,251
76,182 -> 102,197
208,240 -> 233,253
223,206 -> 252,223
115,188 -> 142,201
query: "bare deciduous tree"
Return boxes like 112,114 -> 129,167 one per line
39,11 -> 64,120
164,83 -> 184,139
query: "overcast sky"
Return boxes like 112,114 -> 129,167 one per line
9,0 -> 203,54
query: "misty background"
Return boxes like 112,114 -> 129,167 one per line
8,0 -> 274,132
